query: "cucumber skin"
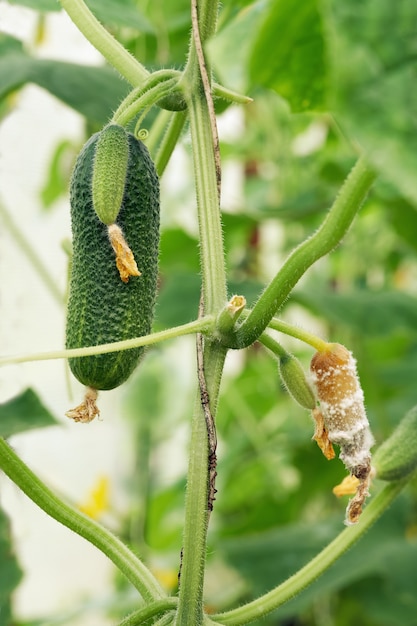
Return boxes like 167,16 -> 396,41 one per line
66,132 -> 160,390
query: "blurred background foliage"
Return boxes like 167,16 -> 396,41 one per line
1,0 -> 417,624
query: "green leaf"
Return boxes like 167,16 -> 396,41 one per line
0,46 -> 129,125
384,196 -> 417,254
6,0 -> 59,11
207,1 -> 266,92
330,0 -> 417,204
0,507 -> 22,624
220,497 -> 416,621
6,0 -> 153,29
156,271 -> 201,329
30,60 -> 130,125
294,289 -> 417,336
0,33 -> 24,55
0,389 -> 58,438
249,0 -> 328,111
86,0 -> 153,31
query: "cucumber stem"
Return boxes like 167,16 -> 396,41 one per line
227,157 -> 376,349
212,479 -> 408,625
0,437 -> 165,601
0,317 -> 215,367
59,0 -> 148,86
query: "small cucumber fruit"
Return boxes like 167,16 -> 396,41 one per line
66,128 -> 160,391
92,123 -> 129,226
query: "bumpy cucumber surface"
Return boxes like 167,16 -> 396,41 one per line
66,132 -> 159,390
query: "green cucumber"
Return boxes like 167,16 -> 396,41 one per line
66,129 -> 160,391
92,123 -> 130,226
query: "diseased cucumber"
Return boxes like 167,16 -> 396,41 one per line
66,130 -> 160,392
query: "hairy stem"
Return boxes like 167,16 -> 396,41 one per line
175,342 -> 227,626
213,479 -> 407,625
187,94 -> 227,313
175,1 -> 226,622
113,77 -> 180,127
0,316 -> 215,367
59,0 -> 148,85
117,598 -> 178,626
0,438 -> 164,601
227,157 -> 376,349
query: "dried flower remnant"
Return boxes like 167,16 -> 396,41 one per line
310,343 -> 374,525
311,407 -> 335,460
108,223 -> 141,283
66,387 -> 100,423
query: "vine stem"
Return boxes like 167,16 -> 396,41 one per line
59,0 -> 148,86
113,76 -> 180,127
175,343 -> 227,626
267,317 -> 329,351
0,437 -> 165,601
117,598 -> 178,626
187,89 -> 227,313
0,316 -> 214,367
154,111 -> 187,177
228,156 -> 376,349
213,479 -> 408,625
174,1 -> 226,624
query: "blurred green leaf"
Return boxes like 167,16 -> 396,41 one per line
0,33 -> 24,55
384,197 -> 417,254
86,0 -> 153,31
6,0 -> 58,11
294,289 -> 417,336
131,0 -> 190,67
0,507 -> 22,625
0,36 -> 129,125
220,495 -> 417,622
28,60 -> 129,125
156,271 -> 201,328
0,389 -> 58,438
6,0 -> 152,29
208,1 -> 266,92
330,0 -> 417,204
159,228 -> 200,275
249,0 -> 328,111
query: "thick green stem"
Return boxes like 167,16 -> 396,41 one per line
227,157 -> 376,349
59,0 -> 148,86
184,0 -> 219,85
213,479 -> 408,625
0,438 -> 164,601
175,2 -> 226,623
187,94 -> 227,313
175,342 -> 227,626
